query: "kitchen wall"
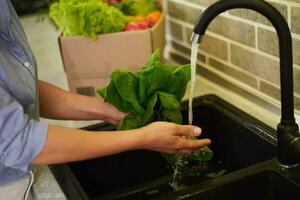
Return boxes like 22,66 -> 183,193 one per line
165,0 -> 300,112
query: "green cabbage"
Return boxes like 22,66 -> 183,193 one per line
49,0 -> 127,38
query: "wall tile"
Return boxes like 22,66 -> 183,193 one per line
169,21 -> 183,41
231,44 -> 280,85
188,0 -> 218,7
291,7 -> 300,35
294,68 -> 300,94
294,96 -> 300,112
260,80 -> 280,100
207,16 -> 255,47
171,41 -> 206,63
186,28 -> 228,60
168,1 -> 202,24
258,28 -> 300,65
229,2 -> 288,26
209,58 -> 258,88
169,51 -> 190,64
260,80 -> 300,111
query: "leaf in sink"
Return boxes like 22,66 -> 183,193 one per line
205,169 -> 227,178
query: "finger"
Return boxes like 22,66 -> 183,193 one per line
175,125 -> 202,137
179,138 -> 211,150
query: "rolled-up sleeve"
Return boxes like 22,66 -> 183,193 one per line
0,85 -> 48,185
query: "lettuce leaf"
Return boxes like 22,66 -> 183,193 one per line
97,49 -> 190,130
97,49 -> 213,163
49,0 -> 127,38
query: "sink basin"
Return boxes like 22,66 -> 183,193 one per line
169,166 -> 300,200
50,94 -> 278,200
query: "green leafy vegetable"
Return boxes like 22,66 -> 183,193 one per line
205,169 -> 227,178
97,49 -> 213,163
49,0 -> 127,38
120,0 -> 160,16
97,49 -> 190,130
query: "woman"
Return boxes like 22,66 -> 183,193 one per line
0,0 -> 211,199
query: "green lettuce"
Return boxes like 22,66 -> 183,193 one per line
97,49 -> 190,130
97,49 -> 213,164
49,0 -> 127,38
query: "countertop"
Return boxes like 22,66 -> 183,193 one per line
19,13 -> 284,200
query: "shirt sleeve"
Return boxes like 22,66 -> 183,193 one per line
0,85 -> 48,175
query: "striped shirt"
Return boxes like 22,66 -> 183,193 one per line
0,0 -> 47,185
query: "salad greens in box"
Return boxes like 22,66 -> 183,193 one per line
49,0 -> 162,38
49,0 -> 127,38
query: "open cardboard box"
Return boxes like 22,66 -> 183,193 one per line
59,3 -> 165,96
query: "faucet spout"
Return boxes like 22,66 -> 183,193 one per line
192,0 -> 300,167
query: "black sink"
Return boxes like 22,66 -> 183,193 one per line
168,160 -> 300,200
192,170 -> 300,200
50,94 -> 278,200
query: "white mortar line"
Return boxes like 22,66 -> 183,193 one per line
255,25 -> 259,50
288,5 -> 292,28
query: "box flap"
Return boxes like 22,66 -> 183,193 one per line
60,30 -> 152,79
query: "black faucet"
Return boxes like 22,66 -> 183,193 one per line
191,0 -> 300,168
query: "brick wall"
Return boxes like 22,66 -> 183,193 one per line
165,0 -> 300,111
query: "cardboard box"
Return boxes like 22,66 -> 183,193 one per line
59,10 -> 165,96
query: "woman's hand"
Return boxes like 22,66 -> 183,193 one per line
101,101 -> 128,125
138,122 -> 211,155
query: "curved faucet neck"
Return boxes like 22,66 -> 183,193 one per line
193,0 -> 295,125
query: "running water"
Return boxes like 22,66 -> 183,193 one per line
170,42 -> 199,191
188,42 -> 199,125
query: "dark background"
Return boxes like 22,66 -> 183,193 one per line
11,0 -> 50,15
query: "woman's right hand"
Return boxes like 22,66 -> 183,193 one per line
138,122 -> 211,155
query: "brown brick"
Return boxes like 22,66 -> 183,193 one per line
294,68 -> 300,94
291,7 -> 300,35
294,96 -> 300,112
229,2 -> 288,26
260,80 -> 300,111
186,28 -> 228,60
169,51 -> 190,65
207,16 -> 255,47
209,58 -> 258,89
189,0 -> 219,7
200,35 -> 228,60
258,28 -> 278,56
259,67 -> 300,97
258,28 -> 300,65
171,41 -> 190,55
169,21 -> 183,41
168,1 -> 202,24
294,39 -> 300,66
260,80 -> 280,100
231,44 -> 280,85
171,41 -> 206,63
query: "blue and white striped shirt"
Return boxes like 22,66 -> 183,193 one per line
0,0 -> 47,185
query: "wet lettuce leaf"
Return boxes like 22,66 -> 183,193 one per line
97,49 -> 213,163
97,49 -> 190,130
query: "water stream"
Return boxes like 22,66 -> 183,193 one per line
170,42 -> 200,191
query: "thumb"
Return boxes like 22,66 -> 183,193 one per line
175,125 -> 202,137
